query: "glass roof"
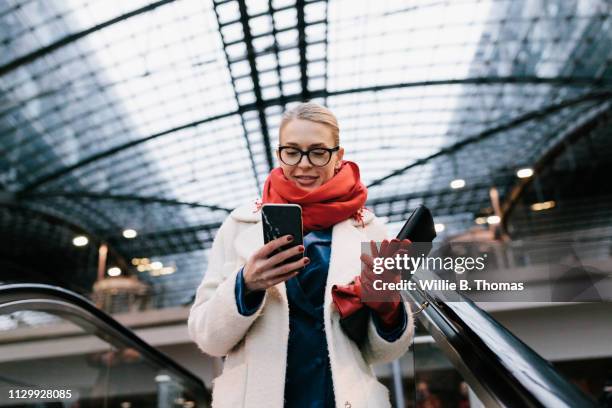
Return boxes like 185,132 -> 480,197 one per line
1,0 -> 611,306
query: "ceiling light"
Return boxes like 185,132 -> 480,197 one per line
151,261 -> 163,270
516,168 -> 533,178
123,229 -> 137,239
531,201 -> 556,211
161,266 -> 176,275
72,236 -> 89,247
450,179 -> 465,189
475,217 -> 487,225
434,223 -> 445,232
108,267 -> 121,277
487,215 -> 501,225
150,266 -> 176,277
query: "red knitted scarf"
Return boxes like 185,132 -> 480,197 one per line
257,160 -> 367,233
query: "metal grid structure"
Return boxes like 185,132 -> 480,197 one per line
1,0 -> 611,306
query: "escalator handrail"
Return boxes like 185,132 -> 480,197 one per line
0,283 -> 210,402
406,284 -> 597,407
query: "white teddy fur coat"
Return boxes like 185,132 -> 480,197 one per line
188,202 -> 415,408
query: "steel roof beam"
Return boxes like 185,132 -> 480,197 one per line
18,81 -> 611,194
296,0 -> 309,100
118,222 -> 223,241
322,0 -> 329,105
367,90 -> 612,188
368,182 -> 493,206
212,1 -> 262,195
24,191 -> 232,212
237,0 -> 274,171
218,0 -> 325,28
0,0 -> 177,77
0,202 -> 130,270
501,103 -> 612,225
269,0 -> 288,109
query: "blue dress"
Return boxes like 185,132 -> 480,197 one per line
235,227 -> 407,407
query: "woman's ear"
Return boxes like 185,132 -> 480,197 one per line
335,147 -> 345,169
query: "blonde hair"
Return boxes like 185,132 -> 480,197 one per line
279,102 -> 340,146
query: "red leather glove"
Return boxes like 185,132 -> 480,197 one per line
332,239 -> 411,330
331,276 -> 363,319
361,239 -> 411,328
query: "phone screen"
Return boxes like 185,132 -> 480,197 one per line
261,204 -> 304,264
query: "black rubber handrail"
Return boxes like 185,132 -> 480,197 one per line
0,283 -> 210,404
406,276 -> 598,408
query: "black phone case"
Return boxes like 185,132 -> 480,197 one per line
261,204 -> 304,264
397,204 -> 437,261
397,205 -> 437,242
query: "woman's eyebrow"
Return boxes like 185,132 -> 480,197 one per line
284,142 -> 327,147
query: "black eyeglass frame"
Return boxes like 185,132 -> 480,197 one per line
277,145 -> 340,167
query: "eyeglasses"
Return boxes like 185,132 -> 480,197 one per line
278,146 -> 340,167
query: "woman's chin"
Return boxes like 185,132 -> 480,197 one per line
297,184 -> 320,191
293,179 -> 321,190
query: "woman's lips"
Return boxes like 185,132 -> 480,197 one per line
294,175 -> 318,186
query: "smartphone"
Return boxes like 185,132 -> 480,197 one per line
261,204 -> 304,264
395,205 -> 436,277
397,204 -> 436,242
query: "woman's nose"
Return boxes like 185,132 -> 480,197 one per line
297,154 -> 312,168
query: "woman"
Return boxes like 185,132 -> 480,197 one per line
188,102 -> 414,408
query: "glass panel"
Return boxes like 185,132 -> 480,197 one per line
411,330 -> 485,408
0,309 -> 206,407
372,325 -> 484,408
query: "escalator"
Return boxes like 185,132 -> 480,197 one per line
0,284 -> 210,408
0,283 -> 600,407
396,279 -> 599,408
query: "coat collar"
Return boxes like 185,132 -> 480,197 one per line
230,200 -> 375,226
232,202 -> 369,304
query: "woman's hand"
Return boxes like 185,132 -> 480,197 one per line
243,235 -> 309,293
359,239 -> 411,327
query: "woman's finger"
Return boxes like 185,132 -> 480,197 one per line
380,239 -> 391,256
265,256 -> 309,279
266,270 -> 300,287
399,239 -> 412,251
360,253 -> 374,268
388,238 -> 401,254
380,239 -> 400,258
369,240 -> 379,258
395,249 -> 409,257
264,244 -> 304,268
257,234 -> 294,258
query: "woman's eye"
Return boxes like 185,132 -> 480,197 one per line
311,150 -> 326,157
285,151 -> 299,156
